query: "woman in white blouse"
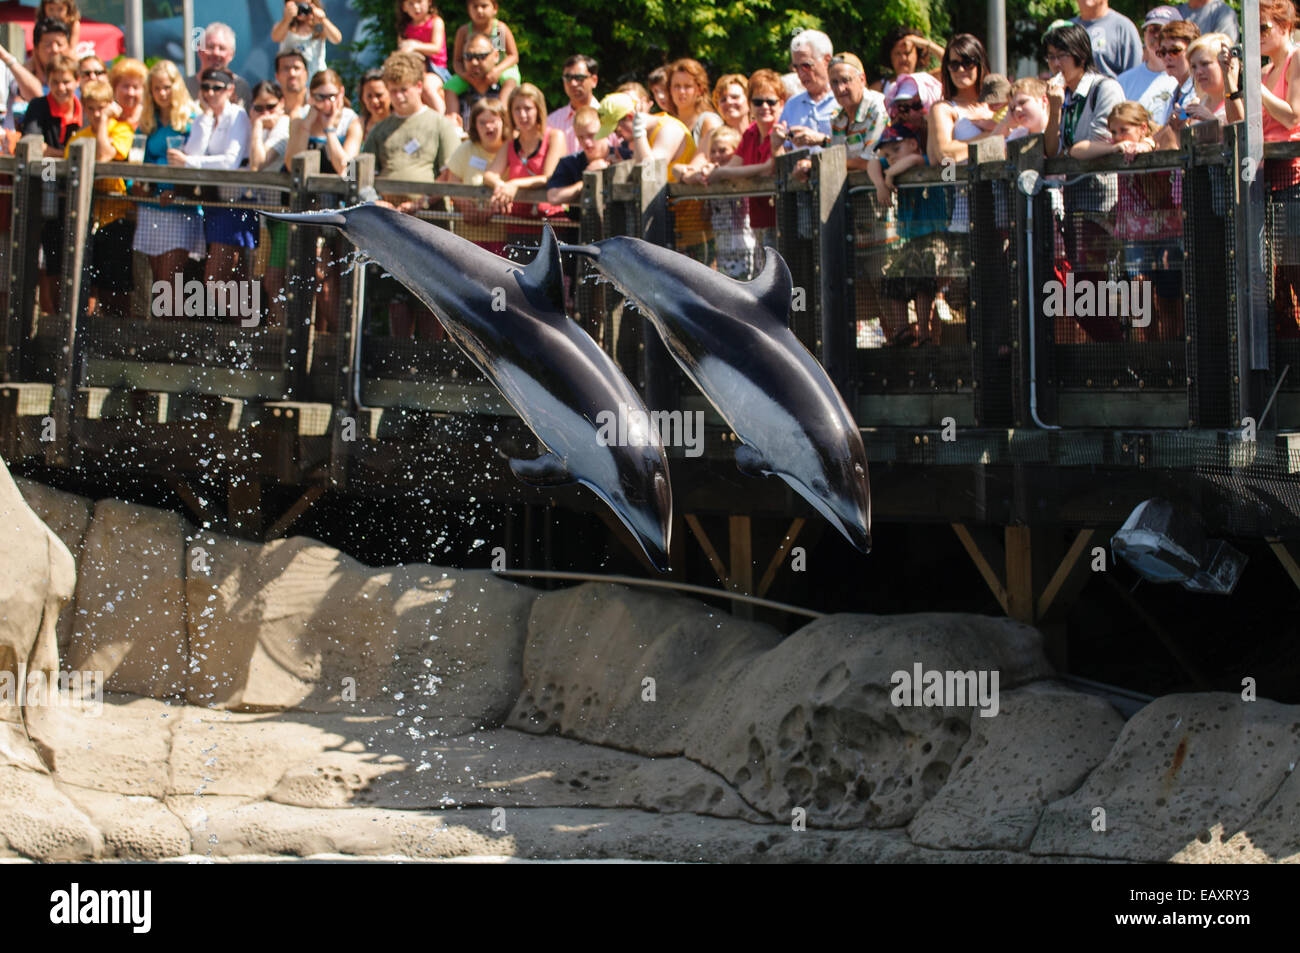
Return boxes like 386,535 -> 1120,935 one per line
168,67 -> 253,289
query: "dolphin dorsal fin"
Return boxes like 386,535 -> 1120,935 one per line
519,224 -> 567,311
745,247 -> 794,325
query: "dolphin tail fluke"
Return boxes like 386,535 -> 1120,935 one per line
260,210 -> 349,228
508,452 -> 575,488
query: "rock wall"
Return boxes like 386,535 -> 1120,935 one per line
1,466 -> 1296,863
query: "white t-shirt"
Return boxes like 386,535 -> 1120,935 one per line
1117,62 -> 1179,126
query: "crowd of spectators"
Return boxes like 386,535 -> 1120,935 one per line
0,0 -> 1294,341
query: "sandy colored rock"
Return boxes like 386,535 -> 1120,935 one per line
25,694 -> 179,796
692,613 -> 1054,827
67,499 -> 188,698
510,589 -> 1054,828
269,727 -> 762,819
908,682 -> 1124,850
60,784 -> 191,859
1031,693 -> 1300,861
167,795 -> 511,859
0,764 -> 102,860
15,479 -> 92,658
185,534 -> 535,728
169,707 -> 349,799
0,458 -> 76,738
508,583 -> 783,753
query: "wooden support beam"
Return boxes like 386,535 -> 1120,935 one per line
684,513 -> 728,587
757,518 -> 805,598
951,523 -> 1009,614
264,485 -> 326,541
1005,525 -> 1034,623
729,515 -> 754,619
1038,529 -> 1097,620
167,475 -> 221,527
1103,573 -> 1212,690
1267,539 -> 1300,593
592,505 -> 659,575
227,476 -> 263,539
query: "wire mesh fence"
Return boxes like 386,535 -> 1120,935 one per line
1031,163 -> 1193,428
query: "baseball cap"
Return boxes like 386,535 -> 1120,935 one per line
885,72 -> 942,111
1143,5 -> 1181,27
596,93 -> 636,138
875,122 -> 919,151
830,52 -> 865,76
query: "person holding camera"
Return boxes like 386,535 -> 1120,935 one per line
272,2 -> 342,79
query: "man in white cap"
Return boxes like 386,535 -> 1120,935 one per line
1177,0 -> 1239,42
1118,6 -> 1182,124
826,53 -> 889,170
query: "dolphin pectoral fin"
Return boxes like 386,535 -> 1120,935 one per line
508,452 -> 576,487
558,242 -> 600,259
259,210 -> 349,228
735,443 -> 772,478
746,247 -> 795,321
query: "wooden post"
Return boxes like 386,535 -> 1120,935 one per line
5,136 -> 44,381
284,150 -> 321,400
636,158 -> 674,413
46,139 -> 95,467
329,153 -> 373,490
813,145 -> 848,388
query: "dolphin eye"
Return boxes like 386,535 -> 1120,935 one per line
855,463 -> 865,478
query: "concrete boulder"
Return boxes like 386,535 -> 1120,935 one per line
907,682 -> 1124,849
1031,693 -> 1300,861
507,583 -> 783,753
15,478 -> 92,658
0,457 -> 76,741
687,613 -> 1056,827
186,534 -> 536,730
66,499 -> 188,698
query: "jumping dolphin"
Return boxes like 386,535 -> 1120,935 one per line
560,237 -> 871,553
262,204 -> 673,569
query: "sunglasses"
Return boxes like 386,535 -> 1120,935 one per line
791,61 -> 816,71
200,83 -> 230,92
894,100 -> 924,112
1159,46 -> 1186,56
312,91 -> 339,102
79,68 -> 106,77
251,102 -> 279,113
751,97 -> 780,107
464,51 -> 492,62
950,57 -> 980,69
563,73 -> 591,82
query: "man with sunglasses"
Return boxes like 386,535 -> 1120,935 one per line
445,33 -> 503,129
780,28 -> 837,152
1071,0 -> 1143,79
1118,7 -> 1181,124
548,54 -> 610,154
1159,18 -> 1201,129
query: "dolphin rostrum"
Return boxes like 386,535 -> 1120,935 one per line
560,237 -> 871,553
262,204 -> 672,569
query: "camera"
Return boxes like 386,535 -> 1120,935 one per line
1230,44 -> 1243,60
297,2 -> 312,16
